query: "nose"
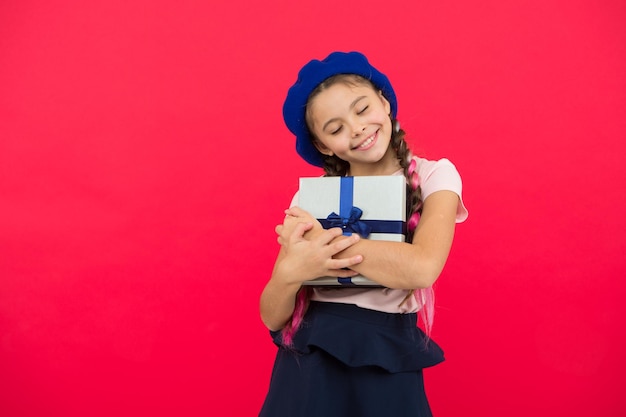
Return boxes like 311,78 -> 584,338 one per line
351,123 -> 366,138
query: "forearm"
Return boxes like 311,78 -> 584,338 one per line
337,191 -> 459,288
260,282 -> 301,332
259,217 -> 365,330
338,239 -> 445,289
260,254 -> 302,331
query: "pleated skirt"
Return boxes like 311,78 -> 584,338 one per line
259,301 -> 445,417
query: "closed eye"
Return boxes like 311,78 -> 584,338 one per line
357,105 -> 369,115
330,125 -> 343,135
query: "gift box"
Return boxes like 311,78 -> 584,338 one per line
298,176 -> 406,286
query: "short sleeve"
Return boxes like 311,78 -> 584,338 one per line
289,191 -> 299,208
417,157 -> 468,223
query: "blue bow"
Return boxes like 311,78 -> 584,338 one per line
326,206 -> 372,237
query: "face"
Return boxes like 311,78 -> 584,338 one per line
307,81 -> 398,176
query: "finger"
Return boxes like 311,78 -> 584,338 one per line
327,255 -> 363,271
285,206 -> 313,219
325,232 -> 361,253
288,222 -> 314,242
284,206 -> 303,216
275,225 -> 288,245
313,227 -> 346,245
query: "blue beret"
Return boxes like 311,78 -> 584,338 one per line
283,51 -> 398,167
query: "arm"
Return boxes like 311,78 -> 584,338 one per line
283,190 -> 460,290
260,221 -> 363,331
338,190 -> 460,289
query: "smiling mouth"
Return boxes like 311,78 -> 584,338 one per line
354,131 -> 377,150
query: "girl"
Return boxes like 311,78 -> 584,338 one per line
259,51 -> 468,417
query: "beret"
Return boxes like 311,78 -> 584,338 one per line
283,51 -> 398,167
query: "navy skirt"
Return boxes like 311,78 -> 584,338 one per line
259,301 -> 444,417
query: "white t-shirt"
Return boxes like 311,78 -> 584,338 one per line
292,157 -> 468,314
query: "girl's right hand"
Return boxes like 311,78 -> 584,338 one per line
275,221 -> 363,284
260,209 -> 363,331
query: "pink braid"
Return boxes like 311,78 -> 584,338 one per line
407,155 -> 434,336
280,287 -> 311,347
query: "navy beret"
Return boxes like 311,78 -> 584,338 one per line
283,51 -> 398,167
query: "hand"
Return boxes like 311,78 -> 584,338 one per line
275,221 -> 363,284
276,206 -> 323,245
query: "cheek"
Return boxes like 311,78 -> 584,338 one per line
369,107 -> 391,125
324,135 -> 351,152
375,114 -> 392,132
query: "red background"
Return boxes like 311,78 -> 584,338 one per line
1,1 -> 625,416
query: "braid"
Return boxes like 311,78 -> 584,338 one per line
322,154 -> 350,177
390,119 -> 423,243
280,286 -> 312,347
392,119 -> 435,336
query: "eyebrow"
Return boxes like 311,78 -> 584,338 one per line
322,95 -> 368,132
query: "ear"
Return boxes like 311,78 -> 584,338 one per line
313,140 -> 334,157
379,90 -> 391,115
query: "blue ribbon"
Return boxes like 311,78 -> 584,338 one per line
324,207 -> 372,237
317,177 -> 406,286
317,177 -> 406,237
320,217 -> 406,237
329,177 -> 361,237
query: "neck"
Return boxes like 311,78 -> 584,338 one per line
348,149 -> 400,176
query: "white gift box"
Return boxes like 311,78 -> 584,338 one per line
298,176 -> 406,286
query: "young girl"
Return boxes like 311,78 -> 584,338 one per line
259,51 -> 468,417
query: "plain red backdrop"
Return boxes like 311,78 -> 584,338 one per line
1,0 -> 625,416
